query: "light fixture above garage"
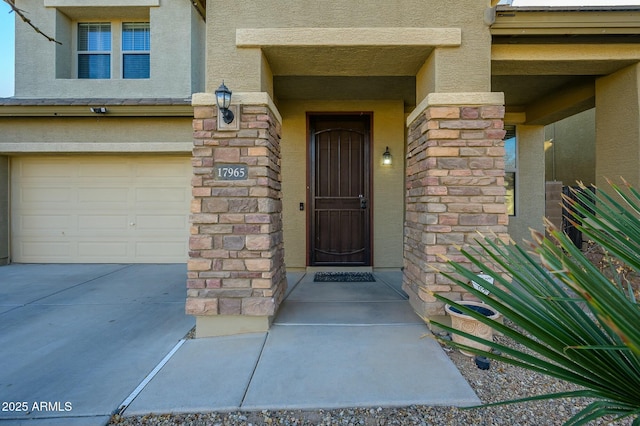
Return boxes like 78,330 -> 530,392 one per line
382,146 -> 392,165
214,81 -> 234,124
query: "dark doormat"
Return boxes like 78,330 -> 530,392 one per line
314,272 -> 376,282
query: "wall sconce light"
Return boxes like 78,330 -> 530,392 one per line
215,81 -> 234,124
382,146 -> 392,165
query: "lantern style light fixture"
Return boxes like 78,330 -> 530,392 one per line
215,81 -> 234,124
382,146 -> 392,165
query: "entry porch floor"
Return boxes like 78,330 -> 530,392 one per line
126,270 -> 480,414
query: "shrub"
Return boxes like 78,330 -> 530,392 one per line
431,179 -> 640,425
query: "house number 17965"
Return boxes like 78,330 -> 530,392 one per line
214,164 -> 248,180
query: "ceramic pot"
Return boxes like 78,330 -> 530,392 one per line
445,301 -> 500,357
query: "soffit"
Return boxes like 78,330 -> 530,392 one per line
493,75 -> 594,107
238,27 -> 458,77
265,46 -> 434,77
53,7 -> 151,20
274,76 -> 416,107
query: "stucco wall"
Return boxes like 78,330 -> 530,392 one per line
0,117 -> 191,145
545,109 -> 595,186
14,0 -> 203,98
206,0 -> 492,96
508,125 -> 546,245
595,63 -> 640,189
0,156 -> 8,265
279,100 -> 405,270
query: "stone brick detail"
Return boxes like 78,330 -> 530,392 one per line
403,102 -> 509,318
187,102 -> 287,319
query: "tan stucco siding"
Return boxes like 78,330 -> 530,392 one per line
595,63 -> 640,189
279,100 -> 405,270
545,109 -> 595,186
0,117 -> 191,146
206,0 -> 492,95
14,0 -> 203,98
507,125 -> 545,245
0,156 -> 8,265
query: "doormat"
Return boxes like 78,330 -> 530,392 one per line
314,272 -> 376,282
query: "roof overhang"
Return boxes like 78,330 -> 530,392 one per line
493,5 -> 640,37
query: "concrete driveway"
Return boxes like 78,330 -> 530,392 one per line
0,264 -> 194,425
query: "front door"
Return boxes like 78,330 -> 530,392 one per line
309,114 -> 372,266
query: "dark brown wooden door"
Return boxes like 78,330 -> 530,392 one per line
309,114 -> 371,266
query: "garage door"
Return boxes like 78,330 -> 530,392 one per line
11,156 -> 191,263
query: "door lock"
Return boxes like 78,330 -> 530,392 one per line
359,194 -> 367,209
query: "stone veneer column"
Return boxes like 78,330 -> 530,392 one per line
188,92 -> 287,337
402,93 -> 509,321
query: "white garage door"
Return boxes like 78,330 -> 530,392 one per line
11,156 -> 191,263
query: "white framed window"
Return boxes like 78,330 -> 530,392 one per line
77,23 -> 111,79
504,125 -> 517,216
122,22 -> 150,79
76,21 -> 150,80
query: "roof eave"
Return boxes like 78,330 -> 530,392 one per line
493,6 -> 640,36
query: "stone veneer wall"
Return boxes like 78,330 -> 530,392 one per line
403,99 -> 509,319
187,99 -> 287,336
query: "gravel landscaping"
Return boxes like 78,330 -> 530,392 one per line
108,323 -> 634,426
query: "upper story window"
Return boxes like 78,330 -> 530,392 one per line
76,22 -> 150,79
122,23 -> 150,79
78,23 -> 111,79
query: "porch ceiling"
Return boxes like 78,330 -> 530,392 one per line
492,44 -> 640,121
264,46 -> 433,77
274,76 -> 416,107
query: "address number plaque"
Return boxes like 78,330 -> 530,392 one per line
214,164 -> 248,181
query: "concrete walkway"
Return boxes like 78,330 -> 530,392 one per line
124,271 -> 480,415
0,266 -> 479,425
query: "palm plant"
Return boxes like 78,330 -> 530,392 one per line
431,179 -> 640,425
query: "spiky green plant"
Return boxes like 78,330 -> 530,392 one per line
431,179 -> 640,426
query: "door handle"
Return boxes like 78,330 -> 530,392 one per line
359,194 -> 367,209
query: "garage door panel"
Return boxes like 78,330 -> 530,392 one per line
20,160 -> 74,178
135,215 -> 186,230
78,215 -> 129,230
21,187 -> 72,203
136,160 -> 189,178
11,156 -> 190,263
78,162 -> 130,177
20,215 -> 72,231
20,242 -> 71,258
79,187 -> 130,203
135,187 -> 187,203
78,242 -> 129,258
136,241 -> 186,258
